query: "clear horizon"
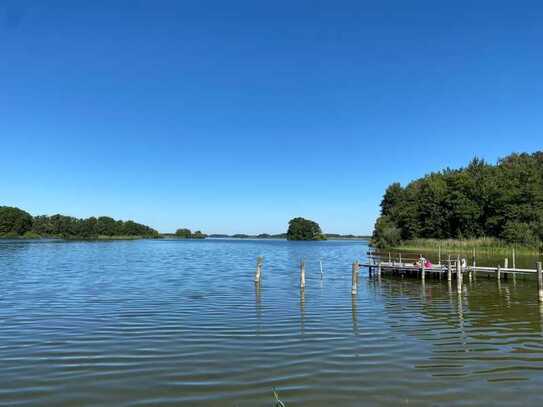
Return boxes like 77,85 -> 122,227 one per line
2,1 -> 542,235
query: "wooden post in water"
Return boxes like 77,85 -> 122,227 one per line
388,252 -> 392,263
537,262 -> 543,302
512,247 -> 516,269
378,261 -> 382,277
420,256 -> 425,281
497,264 -> 501,281
447,258 -> 452,281
355,259 -> 360,284
504,258 -> 508,269
300,259 -> 305,289
399,253 -> 402,266
456,258 -> 462,294
319,260 -> 324,279
351,261 -> 358,295
254,256 -> 263,283
438,245 -> 442,266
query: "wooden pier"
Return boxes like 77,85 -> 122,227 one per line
362,253 -> 543,301
363,257 -> 542,278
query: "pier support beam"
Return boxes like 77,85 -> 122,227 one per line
351,261 -> 358,295
447,259 -> 452,282
254,256 -> 263,283
537,262 -> 543,302
456,259 -> 462,294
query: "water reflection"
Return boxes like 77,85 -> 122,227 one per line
300,287 -> 305,336
351,294 -> 358,336
3,239 -> 543,406
254,281 -> 262,333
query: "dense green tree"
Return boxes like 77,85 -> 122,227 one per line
175,228 -> 207,239
192,230 -> 207,239
1,206 -> 158,239
372,216 -> 401,248
0,206 -> 33,236
175,228 -> 192,238
372,151 -> 543,248
286,217 -> 326,240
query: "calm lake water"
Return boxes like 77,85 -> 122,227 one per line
1,239 -> 543,406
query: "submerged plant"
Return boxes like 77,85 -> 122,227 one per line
273,387 -> 286,407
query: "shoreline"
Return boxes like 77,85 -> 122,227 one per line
387,238 -> 542,256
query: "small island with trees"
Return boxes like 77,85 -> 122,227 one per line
173,228 -> 207,239
286,217 -> 327,240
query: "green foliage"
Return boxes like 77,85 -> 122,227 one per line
175,228 -> 207,239
372,152 -> 543,248
372,216 -> 401,248
0,206 -> 159,239
22,231 -> 41,239
0,206 -> 33,236
286,217 -> 326,240
273,388 -> 286,407
192,230 -> 207,239
175,228 -> 192,238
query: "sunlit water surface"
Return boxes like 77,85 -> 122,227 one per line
1,239 -> 543,406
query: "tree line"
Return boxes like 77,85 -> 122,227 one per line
174,228 -> 207,239
0,206 -> 159,239
372,152 -> 543,248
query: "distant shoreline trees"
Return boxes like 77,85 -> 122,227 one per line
372,152 -> 543,249
174,228 -> 207,239
0,206 -> 159,239
286,217 -> 326,240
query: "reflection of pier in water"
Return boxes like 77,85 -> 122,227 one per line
369,276 -> 543,343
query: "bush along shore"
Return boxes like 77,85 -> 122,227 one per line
372,151 -> 543,253
0,206 -> 159,240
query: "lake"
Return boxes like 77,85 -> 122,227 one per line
1,238 -> 543,406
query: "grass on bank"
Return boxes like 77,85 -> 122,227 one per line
395,238 -> 542,255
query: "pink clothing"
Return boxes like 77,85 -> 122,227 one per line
424,260 -> 433,268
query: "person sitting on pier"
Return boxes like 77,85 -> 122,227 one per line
416,255 -> 432,269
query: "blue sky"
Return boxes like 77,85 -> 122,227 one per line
1,1 -> 542,234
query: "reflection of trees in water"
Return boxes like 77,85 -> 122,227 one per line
374,277 -> 543,340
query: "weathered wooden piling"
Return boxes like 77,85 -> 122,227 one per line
456,259 -> 462,294
537,262 -> 543,302
319,260 -> 324,279
254,256 -> 263,283
447,259 -> 452,281
399,253 -> 402,265
438,245 -> 442,265
355,259 -> 360,284
512,248 -> 516,269
351,261 -> 358,295
300,259 -> 305,289
497,264 -> 501,280
420,256 -> 425,280
504,258 -> 508,268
